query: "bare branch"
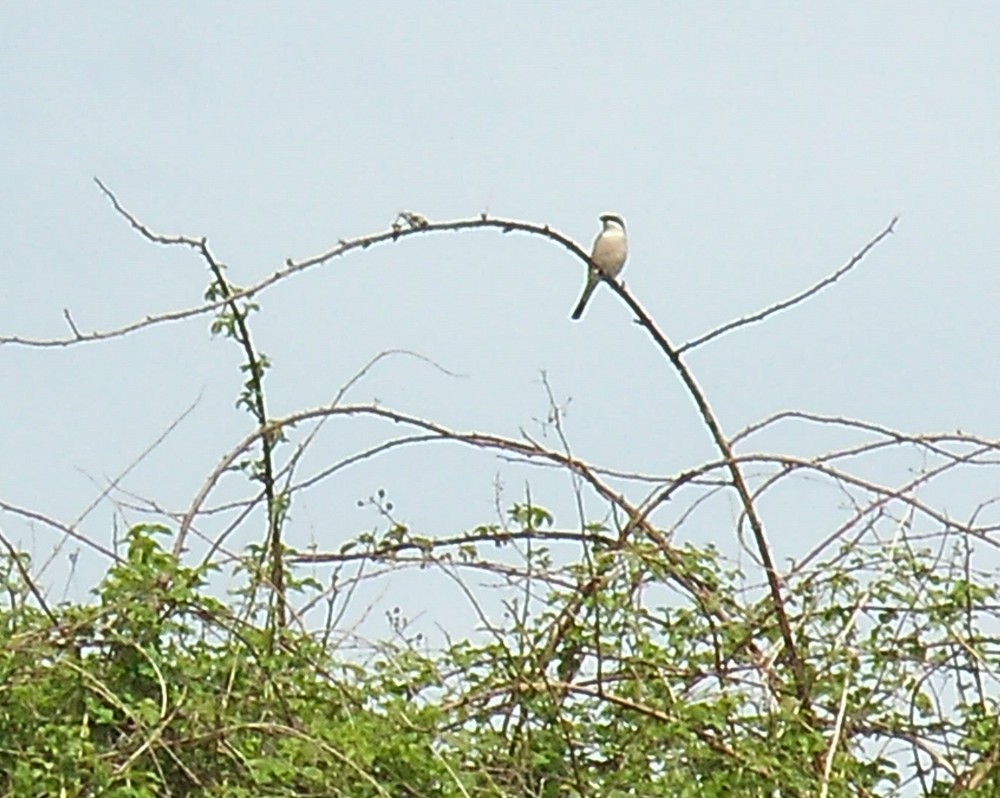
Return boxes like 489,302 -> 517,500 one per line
679,216 -> 898,354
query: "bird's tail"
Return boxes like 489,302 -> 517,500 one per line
570,273 -> 599,320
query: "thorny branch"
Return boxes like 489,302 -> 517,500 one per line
678,216 -> 898,353
15,183 -> 997,791
30,183 -> 898,715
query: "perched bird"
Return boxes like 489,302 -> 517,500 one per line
570,213 -> 628,320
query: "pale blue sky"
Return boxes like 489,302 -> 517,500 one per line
2,3 -> 999,632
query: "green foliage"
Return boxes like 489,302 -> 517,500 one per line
0,527 -> 453,796
3,519 -> 999,796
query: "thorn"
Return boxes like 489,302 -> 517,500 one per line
397,210 -> 430,229
62,308 -> 82,339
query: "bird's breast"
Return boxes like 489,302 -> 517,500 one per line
591,232 -> 628,276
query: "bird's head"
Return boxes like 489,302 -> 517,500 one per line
599,213 -> 626,232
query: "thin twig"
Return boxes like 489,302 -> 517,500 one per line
678,217 -> 897,354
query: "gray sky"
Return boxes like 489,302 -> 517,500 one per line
2,3 -> 998,634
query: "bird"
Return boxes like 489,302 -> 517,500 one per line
570,213 -> 628,320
